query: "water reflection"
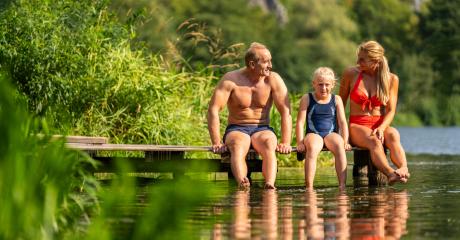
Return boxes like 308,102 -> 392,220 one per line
209,188 -> 409,239
350,189 -> 409,239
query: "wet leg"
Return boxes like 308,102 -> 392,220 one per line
350,124 -> 406,184
225,131 -> 251,189
304,133 -> 324,190
384,127 -> 410,179
251,130 -> 278,189
324,133 -> 347,189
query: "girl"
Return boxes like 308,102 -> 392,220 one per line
296,67 -> 351,189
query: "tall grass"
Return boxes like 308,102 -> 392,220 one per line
0,72 -> 99,239
0,0 -> 224,146
0,71 -> 215,239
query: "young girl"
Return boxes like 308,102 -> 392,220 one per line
296,67 -> 351,189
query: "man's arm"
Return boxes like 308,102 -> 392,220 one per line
271,72 -> 292,153
207,76 -> 233,153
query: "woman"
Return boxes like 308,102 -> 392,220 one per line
339,40 -> 409,184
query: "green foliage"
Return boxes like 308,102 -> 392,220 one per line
419,0 -> 460,96
277,0 -> 358,91
350,0 -> 419,63
0,0 -> 218,145
0,72 -> 99,239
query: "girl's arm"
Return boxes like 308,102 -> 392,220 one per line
336,95 -> 351,150
295,94 -> 309,152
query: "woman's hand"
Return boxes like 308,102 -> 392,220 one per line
372,127 -> 385,143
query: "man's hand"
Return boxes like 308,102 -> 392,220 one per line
296,142 -> 305,153
276,143 -> 292,154
211,143 -> 227,154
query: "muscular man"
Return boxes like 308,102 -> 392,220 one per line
207,42 -> 292,190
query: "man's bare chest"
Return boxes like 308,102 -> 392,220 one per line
229,84 -> 272,108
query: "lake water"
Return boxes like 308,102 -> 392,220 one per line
183,127 -> 460,239
187,154 -> 460,239
398,127 -> 460,155
111,127 -> 460,239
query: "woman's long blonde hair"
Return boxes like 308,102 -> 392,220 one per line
357,41 -> 390,105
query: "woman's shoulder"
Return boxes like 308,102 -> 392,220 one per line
344,66 -> 359,75
389,72 -> 400,85
342,66 -> 359,83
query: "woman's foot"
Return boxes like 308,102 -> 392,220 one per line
388,171 -> 408,185
395,166 -> 410,179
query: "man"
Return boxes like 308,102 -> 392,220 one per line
207,42 -> 292,189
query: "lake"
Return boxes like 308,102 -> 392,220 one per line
111,127 -> 460,239
183,127 -> 460,239
186,154 -> 460,239
398,127 -> 460,155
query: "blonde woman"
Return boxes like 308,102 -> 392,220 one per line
339,40 -> 410,184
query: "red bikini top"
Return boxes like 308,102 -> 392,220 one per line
350,72 -> 382,111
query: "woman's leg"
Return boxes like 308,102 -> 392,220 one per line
324,133 -> 347,189
384,127 -> 410,179
350,124 -> 405,184
303,133 -> 324,189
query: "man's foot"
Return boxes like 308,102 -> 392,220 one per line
264,183 -> 276,190
238,177 -> 251,191
395,166 -> 410,179
388,171 -> 408,185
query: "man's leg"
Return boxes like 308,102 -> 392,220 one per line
225,131 -> 251,188
251,130 -> 278,188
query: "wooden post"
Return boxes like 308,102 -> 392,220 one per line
353,149 -> 387,185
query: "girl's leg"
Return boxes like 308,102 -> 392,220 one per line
350,124 -> 406,184
303,133 -> 324,189
384,127 -> 410,179
324,133 -> 347,189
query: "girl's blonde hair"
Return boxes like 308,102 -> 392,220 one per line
312,67 -> 336,85
357,40 -> 390,105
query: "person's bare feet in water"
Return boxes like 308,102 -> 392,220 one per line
264,183 -> 276,190
395,166 -> 410,179
388,171 -> 408,185
238,177 -> 251,191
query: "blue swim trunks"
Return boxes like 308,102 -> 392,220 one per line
223,124 -> 275,143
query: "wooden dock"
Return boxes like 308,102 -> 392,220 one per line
64,136 -> 386,185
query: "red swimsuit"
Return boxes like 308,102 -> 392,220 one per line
349,72 -> 384,130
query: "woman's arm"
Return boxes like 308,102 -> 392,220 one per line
339,67 -> 354,107
372,74 -> 399,141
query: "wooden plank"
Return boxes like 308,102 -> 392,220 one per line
67,143 -> 366,153
52,135 -> 109,144
66,143 -> 214,152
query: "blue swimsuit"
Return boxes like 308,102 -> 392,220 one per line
306,93 -> 338,138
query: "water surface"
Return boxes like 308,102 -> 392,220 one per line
188,155 -> 460,239
398,127 -> 460,155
